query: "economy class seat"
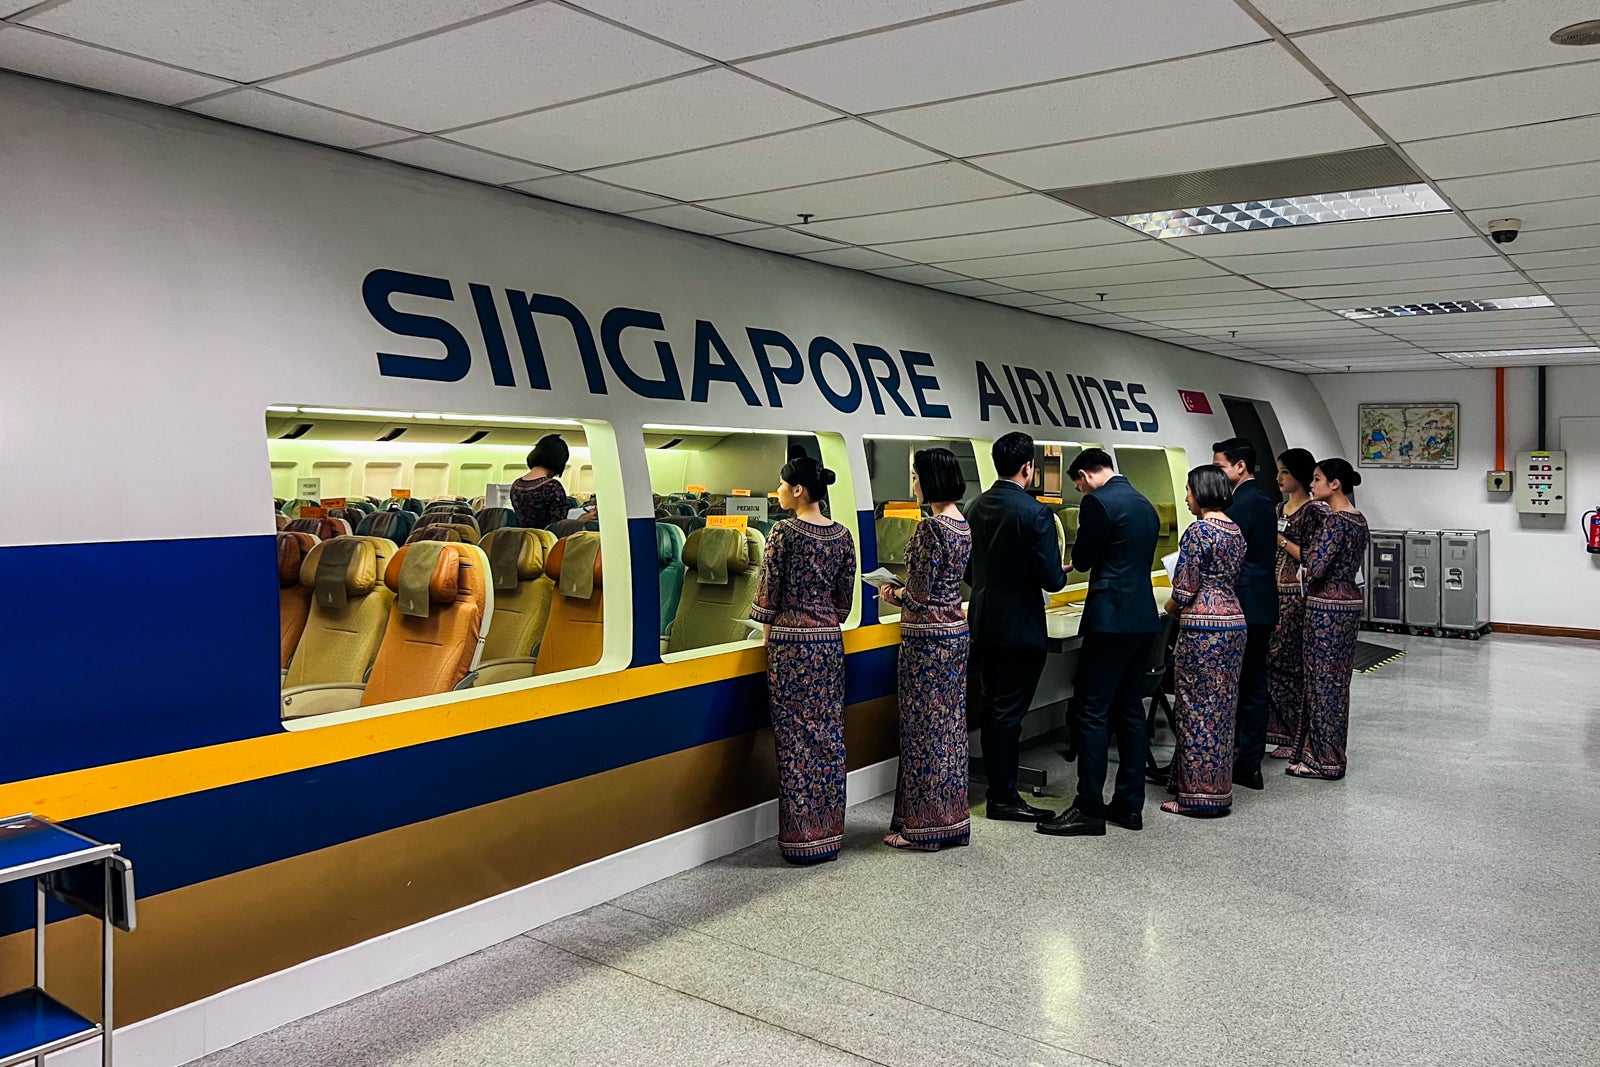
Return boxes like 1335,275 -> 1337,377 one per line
656,522 -> 687,637
277,531 -> 319,668
475,507 -> 520,535
357,508 -> 417,543
282,536 -> 397,688
420,509 -> 480,534
399,498 -> 425,516
285,516 -> 352,539
275,514 -> 290,531
533,532 -> 604,676
406,521 -> 479,545
467,528 -> 558,686
665,525 -> 765,654
280,540 -> 492,720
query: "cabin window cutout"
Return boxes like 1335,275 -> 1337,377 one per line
647,426 -> 859,662
864,436 -> 979,623
1113,445 -> 1190,571
458,463 -> 493,500
270,461 -> 299,500
267,407 -> 624,731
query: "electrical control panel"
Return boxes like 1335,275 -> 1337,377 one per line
1513,450 -> 1566,515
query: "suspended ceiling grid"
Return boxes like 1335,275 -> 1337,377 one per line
2,0 -> 1598,372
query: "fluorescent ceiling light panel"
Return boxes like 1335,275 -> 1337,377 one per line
1440,346 -> 1599,359
1334,295 -> 1555,319
1113,184 -> 1446,239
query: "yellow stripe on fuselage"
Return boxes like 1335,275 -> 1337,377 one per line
0,625 -> 903,822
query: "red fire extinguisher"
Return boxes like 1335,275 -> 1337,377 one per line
1585,507 -> 1600,554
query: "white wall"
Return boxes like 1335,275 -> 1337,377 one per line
1312,366 -> 1600,630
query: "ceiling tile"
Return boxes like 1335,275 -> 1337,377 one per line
1254,0 -> 1491,34
873,43 -> 1329,157
17,0 -> 512,81
570,0 -> 985,61
1208,237 -> 1492,272
447,68 -> 833,171
873,219 -> 1144,265
981,292 -> 1064,307
926,279 -> 1017,297
1510,248 -> 1600,270
1403,114 -> 1600,178
1,0 -> 38,13
719,227 -> 844,254
1293,1 -> 1597,94
870,263 -> 974,284
1438,162 -> 1600,210
1543,280 -> 1600,295
976,101 -> 1380,190
507,174 -> 676,213
267,5 -> 704,132
1166,213 -> 1475,255
1274,272 -> 1526,300
1527,265 -> 1600,282
0,25 -> 232,104
805,194 -> 1088,244
698,162 -> 1017,226
1242,258 -> 1509,286
1455,195 -> 1600,235
997,259 -> 1227,292
738,0 -> 1267,114
1096,290 -> 1294,313
796,246 -> 914,270
1357,60 -> 1600,142
1500,224 -> 1600,254
627,204 -> 761,235
185,88 -> 410,148
948,241 -> 1191,279
363,137 -> 557,185
1039,277 -> 1270,303
587,120 -> 942,200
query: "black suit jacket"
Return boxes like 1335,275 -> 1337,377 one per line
1070,475 -> 1161,636
965,480 -> 1069,651
1225,477 -> 1280,626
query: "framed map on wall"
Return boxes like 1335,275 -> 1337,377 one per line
1357,402 -> 1459,469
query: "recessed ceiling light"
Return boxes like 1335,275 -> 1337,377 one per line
1111,184 -> 1447,239
1551,19 -> 1600,46
1333,295 -> 1555,319
1441,346 -> 1600,359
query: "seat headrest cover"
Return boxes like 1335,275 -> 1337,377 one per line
408,523 -> 474,544
656,522 -> 685,565
276,531 -> 318,586
482,528 -> 545,591
386,541 -> 462,617
301,536 -> 379,609
682,527 -> 754,580
546,531 -> 602,599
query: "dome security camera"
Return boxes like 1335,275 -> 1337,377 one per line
1487,218 -> 1522,244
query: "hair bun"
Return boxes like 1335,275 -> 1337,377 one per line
1348,470 -> 1363,488
821,468 -> 837,485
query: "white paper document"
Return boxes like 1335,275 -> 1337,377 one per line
1162,550 -> 1181,585
860,567 -> 905,589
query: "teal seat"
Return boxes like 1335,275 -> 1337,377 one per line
656,523 -> 687,636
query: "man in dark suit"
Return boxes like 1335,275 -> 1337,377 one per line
966,432 -> 1069,821
1038,449 -> 1160,837
1213,437 -> 1280,791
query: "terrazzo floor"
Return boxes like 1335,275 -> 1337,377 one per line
196,632 -> 1599,1067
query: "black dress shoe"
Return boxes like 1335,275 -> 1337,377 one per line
1035,804 -> 1106,836
1232,769 -> 1265,791
1105,806 -> 1143,832
986,800 -> 1052,822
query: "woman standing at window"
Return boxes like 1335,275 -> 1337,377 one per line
510,434 -> 570,530
879,448 -> 971,852
1267,448 -> 1318,758
1288,458 -> 1368,781
751,456 -> 857,865
1161,465 -> 1247,818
